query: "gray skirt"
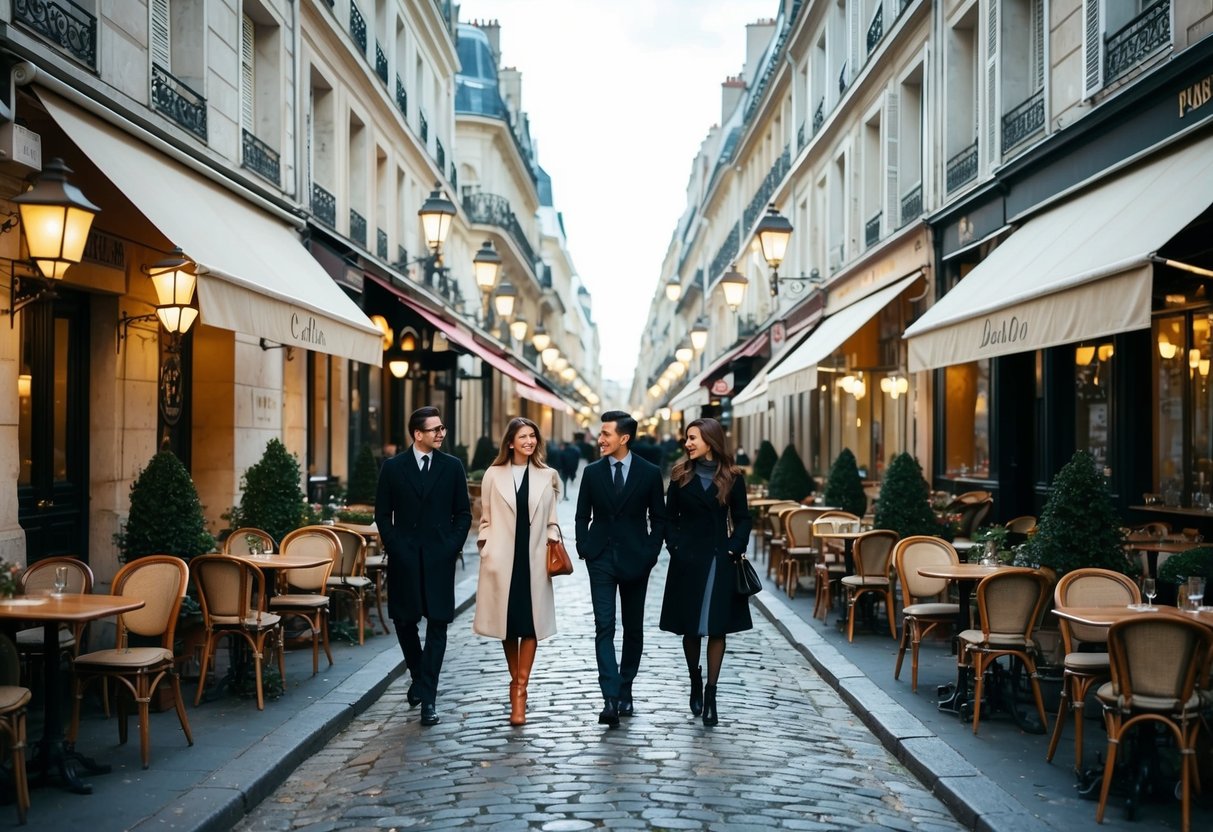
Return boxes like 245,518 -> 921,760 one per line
697,557 -> 717,637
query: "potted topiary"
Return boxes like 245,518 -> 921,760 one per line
768,444 -> 816,502
873,452 -> 944,539
823,448 -> 867,516
753,440 -> 779,483
116,449 -> 215,562
227,438 -> 307,544
346,444 -> 378,506
470,436 -> 496,473
1158,546 -> 1213,605
1022,450 -> 1132,579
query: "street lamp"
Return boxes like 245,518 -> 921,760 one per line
664,275 -> 682,302
690,316 -> 709,352
493,281 -> 517,320
541,346 -> 560,368
675,339 -> 694,365
531,323 -> 551,352
418,184 -> 456,255
720,264 -> 749,310
754,204 -> 801,297
118,247 -> 201,351
509,314 -> 529,342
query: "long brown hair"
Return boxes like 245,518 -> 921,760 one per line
671,418 -> 738,505
490,417 -> 549,468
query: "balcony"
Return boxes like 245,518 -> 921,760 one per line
377,229 -> 388,260
709,222 -> 741,282
865,212 -> 882,249
395,76 -> 408,119
311,183 -> 336,228
396,245 -> 408,268
812,97 -> 825,134
866,5 -> 884,55
1002,88 -> 1045,154
450,164 -> 458,191
737,315 -> 760,338
839,61 -> 848,95
462,192 -> 536,269
14,0 -> 96,70
436,138 -> 445,171
375,42 -> 388,85
945,140 -> 978,192
241,129 -> 280,186
151,64 -> 207,141
1105,0 -> 1170,85
797,121 -> 806,152
349,210 -> 367,247
743,145 -> 791,232
899,183 -> 922,228
420,111 -> 429,144
350,3 -> 367,54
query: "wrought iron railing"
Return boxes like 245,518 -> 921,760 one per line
436,138 -> 445,171
742,18 -> 794,127
375,42 -> 388,84
797,121 -> 806,151
396,245 -> 409,269
450,163 -> 458,191
349,210 -> 367,247
311,183 -> 336,228
813,97 -> 825,134
709,222 -> 741,282
839,61 -> 848,94
899,183 -> 922,227
377,229 -> 388,260
945,140 -> 979,192
744,145 -> 791,232
152,64 -> 208,141
1001,88 -> 1045,153
241,129 -> 280,185
462,192 -> 536,268
540,264 -> 553,289
395,76 -> 408,118
350,3 -> 367,54
737,315 -> 760,338
15,0 -> 96,69
865,212 -> 882,249
828,241 -> 846,273
420,111 -> 429,143
866,5 -> 884,55
1105,0 -> 1170,85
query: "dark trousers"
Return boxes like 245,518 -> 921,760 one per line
587,549 -> 650,700
394,618 -> 447,705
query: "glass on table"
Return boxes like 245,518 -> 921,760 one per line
1142,577 -> 1157,610
52,565 -> 68,595
1186,576 -> 1205,613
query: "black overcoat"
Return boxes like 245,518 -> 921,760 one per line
374,448 -> 472,623
659,473 -> 753,636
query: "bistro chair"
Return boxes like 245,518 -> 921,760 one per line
271,527 -> 340,675
953,498 -> 993,542
362,535 -> 390,635
16,557 -> 94,671
1095,616 -> 1213,832
0,634 -> 31,824
327,527 -> 374,645
893,536 -> 961,693
1046,568 -> 1140,772
811,511 -> 860,621
223,527 -> 275,556
840,530 -> 899,642
763,503 -> 799,583
192,555 -> 284,711
68,556 -> 193,769
761,501 -> 799,567
1003,515 -> 1037,546
779,508 -> 818,599
959,568 -> 1051,736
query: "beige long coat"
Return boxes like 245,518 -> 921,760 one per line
472,463 -> 560,640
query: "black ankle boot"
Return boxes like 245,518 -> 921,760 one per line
689,666 -> 703,716
702,684 -> 718,726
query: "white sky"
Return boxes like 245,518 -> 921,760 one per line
460,0 -> 778,387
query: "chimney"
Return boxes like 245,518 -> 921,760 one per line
744,19 -> 777,85
475,18 -> 502,66
721,75 -> 746,123
499,67 -> 523,116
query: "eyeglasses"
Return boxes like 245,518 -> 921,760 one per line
419,425 -> 447,434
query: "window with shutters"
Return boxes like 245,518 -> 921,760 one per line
349,115 -> 368,248
944,6 -> 979,193
1086,0 -> 1171,97
239,3 -> 284,187
149,0 -> 207,141
309,75 -> 337,228
862,114 -> 882,250
1000,0 -> 1047,156
897,66 -> 924,228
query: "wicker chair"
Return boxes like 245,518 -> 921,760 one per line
1095,616 -> 1213,832
1045,568 -> 1140,771
779,508 -> 817,599
17,557 -> 94,670
893,536 -> 960,692
271,527 -> 341,675
327,527 -> 374,645
223,527 -> 276,555
763,503 -> 800,583
810,511 -> 860,621
958,568 -> 1051,735
839,530 -> 899,642
0,634 -> 31,823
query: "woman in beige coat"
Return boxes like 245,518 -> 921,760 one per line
473,417 -> 560,725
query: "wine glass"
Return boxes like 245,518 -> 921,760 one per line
1142,577 -> 1157,610
1187,576 -> 1205,613
52,565 -> 68,595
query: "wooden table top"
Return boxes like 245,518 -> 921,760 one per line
917,563 -> 1015,581
814,530 -> 867,541
334,521 -> 378,536
0,593 -> 144,622
749,498 -> 794,508
1053,604 -> 1213,628
1126,540 -> 1203,554
226,552 -> 333,570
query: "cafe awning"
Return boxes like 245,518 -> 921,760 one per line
731,329 -> 813,417
904,133 -> 1213,371
767,272 -> 923,399
668,330 -> 770,412
40,92 -> 383,365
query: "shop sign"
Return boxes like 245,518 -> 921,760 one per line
290,312 -> 327,347
771,321 -> 786,350
978,314 -> 1029,350
82,229 -> 126,270
1178,72 -> 1213,119
711,373 -> 734,396
826,227 -> 929,315
159,354 -> 183,426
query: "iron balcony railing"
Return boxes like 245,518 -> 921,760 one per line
349,210 -> 367,247
241,129 -> 280,186
709,222 -> 741,283
450,164 -> 458,191
866,5 -> 884,55
738,315 -> 760,338
350,4 -> 367,54
311,183 -> 336,228
945,140 -> 979,192
743,145 -> 791,232
899,183 -> 922,227
865,212 -> 882,249
838,61 -> 848,94
151,64 -> 207,141
395,245 -> 409,269
1001,88 -> 1045,154
797,121 -> 806,151
540,264 -> 553,289
436,138 -> 445,171
813,97 -> 825,134
1105,0 -> 1170,85
420,111 -> 429,143
395,76 -> 408,119
462,192 -> 536,269
14,0 -> 96,69
377,229 -> 388,260
375,42 -> 388,84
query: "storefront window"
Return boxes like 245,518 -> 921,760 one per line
944,360 -> 991,478
1156,315 -> 1187,504
1074,341 -> 1115,474
1191,314 -> 1213,505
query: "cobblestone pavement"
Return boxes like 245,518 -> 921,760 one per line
237,496 -> 962,832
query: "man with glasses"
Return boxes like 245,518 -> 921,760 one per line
376,406 -> 471,726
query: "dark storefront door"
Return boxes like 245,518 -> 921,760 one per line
17,291 -> 89,564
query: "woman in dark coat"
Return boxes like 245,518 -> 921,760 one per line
660,417 -> 752,726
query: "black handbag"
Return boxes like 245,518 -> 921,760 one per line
735,554 -> 762,597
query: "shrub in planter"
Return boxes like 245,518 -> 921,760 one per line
346,444 -> 378,504
768,444 -> 816,501
753,441 -> 779,482
450,442 -> 470,473
470,436 -> 496,472
228,439 -> 307,544
823,448 -> 866,517
873,453 -> 941,539
1157,546 -> 1213,586
116,450 -> 215,562
1023,449 -> 1131,578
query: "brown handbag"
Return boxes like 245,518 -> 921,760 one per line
546,523 -> 574,577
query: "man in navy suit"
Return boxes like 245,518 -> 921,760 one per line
375,406 -> 471,726
575,410 -> 667,726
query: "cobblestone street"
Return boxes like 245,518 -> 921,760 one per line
236,494 -> 961,831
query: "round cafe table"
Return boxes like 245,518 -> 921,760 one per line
1125,536 -> 1202,578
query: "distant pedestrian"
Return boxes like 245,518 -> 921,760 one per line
575,410 -> 667,727
735,446 -> 751,467
375,406 -> 472,727
472,417 -> 561,726
660,417 -> 752,727
560,440 -> 582,499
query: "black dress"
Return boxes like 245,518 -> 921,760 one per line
506,465 -> 536,637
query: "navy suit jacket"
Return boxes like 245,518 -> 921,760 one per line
575,454 -> 666,581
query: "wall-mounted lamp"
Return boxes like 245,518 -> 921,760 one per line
118,247 -> 201,353
1158,333 -> 1178,359
419,184 -> 456,255
472,239 -> 503,325
664,275 -> 682,302
388,358 -> 411,379
840,371 -> 866,400
1075,346 -> 1096,366
690,316 -> 709,352
541,346 -> 560,368
880,375 -> 909,399
754,204 -> 795,297
720,264 -> 749,310
509,315 -> 529,342
675,339 -> 694,365
493,281 -> 517,320
531,322 -> 551,352
370,314 -> 393,350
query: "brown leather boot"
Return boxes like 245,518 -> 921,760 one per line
502,639 -> 520,723
511,637 -> 537,726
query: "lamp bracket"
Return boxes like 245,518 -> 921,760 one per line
2,265 -> 57,326
770,270 -> 822,298
117,310 -> 159,353
259,338 -> 295,361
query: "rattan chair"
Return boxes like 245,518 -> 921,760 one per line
362,535 -> 390,634
327,527 -> 374,645
1095,616 -> 1213,832
1045,568 -> 1140,771
953,498 -> 993,542
810,511 -> 860,621
271,527 -> 340,675
17,557 -> 94,666
68,556 -> 193,769
893,536 -> 961,692
0,634 -> 31,824
779,508 -> 817,599
223,527 -> 276,555
958,568 -> 1051,735
840,529 -> 899,642
192,555 -> 284,711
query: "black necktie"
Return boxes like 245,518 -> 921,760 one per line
421,455 -> 430,475
613,461 -> 624,494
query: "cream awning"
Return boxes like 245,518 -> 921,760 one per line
767,272 -> 923,400
40,93 -> 383,365
668,375 -> 710,412
731,330 -> 812,417
905,134 -> 1213,371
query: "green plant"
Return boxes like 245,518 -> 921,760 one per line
346,444 -> 378,504
873,453 -> 941,539
1023,450 -> 1131,577
470,436 -> 496,472
228,439 -> 307,544
745,470 -> 768,486
768,444 -> 816,501
0,560 -> 22,596
823,448 -> 867,517
753,441 -> 779,482
1158,546 -> 1213,585
450,442 -> 470,472
467,469 -> 486,483
116,450 -> 215,562
335,509 -> 374,525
